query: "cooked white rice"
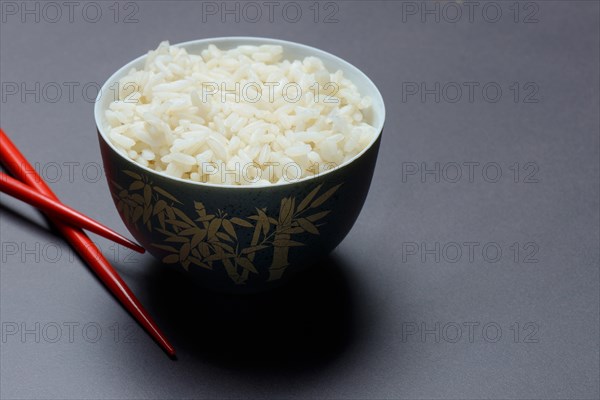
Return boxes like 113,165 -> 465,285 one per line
105,41 -> 377,185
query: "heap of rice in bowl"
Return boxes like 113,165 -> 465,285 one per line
105,41 -> 377,186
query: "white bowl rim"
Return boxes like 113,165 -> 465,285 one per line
95,36 -> 386,189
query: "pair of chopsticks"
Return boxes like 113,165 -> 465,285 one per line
0,129 -> 175,357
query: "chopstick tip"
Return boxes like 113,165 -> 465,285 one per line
167,347 -> 177,359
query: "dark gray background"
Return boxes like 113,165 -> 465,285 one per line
1,1 -> 598,399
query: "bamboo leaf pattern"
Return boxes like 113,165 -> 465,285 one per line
166,236 -> 188,243
297,184 -> 322,212
129,181 -> 144,191
143,206 -> 152,224
221,219 -> 237,239
153,200 -> 167,215
191,231 -> 207,248
154,186 -> 180,203
307,210 -> 331,222
111,171 -> 341,285
230,217 -> 253,227
297,218 -> 319,235
163,254 -> 179,263
132,207 -> 143,222
237,257 -> 258,274
143,185 -> 152,204
279,226 -> 304,235
154,244 -> 177,252
208,218 -> 221,238
179,242 -> 190,262
242,245 -> 268,255
272,239 -> 304,247
279,197 -> 295,225
310,184 -> 342,208
124,171 -> 142,180
173,208 -> 196,225
216,232 -> 233,242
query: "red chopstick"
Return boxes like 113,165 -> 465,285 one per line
0,128 -> 176,357
0,172 -> 145,253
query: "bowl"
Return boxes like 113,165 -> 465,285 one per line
95,37 -> 385,293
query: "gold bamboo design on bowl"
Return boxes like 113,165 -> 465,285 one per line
111,170 -> 342,284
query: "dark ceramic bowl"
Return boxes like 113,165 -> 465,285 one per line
95,37 -> 385,293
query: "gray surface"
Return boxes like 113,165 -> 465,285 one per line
0,1 -> 599,399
